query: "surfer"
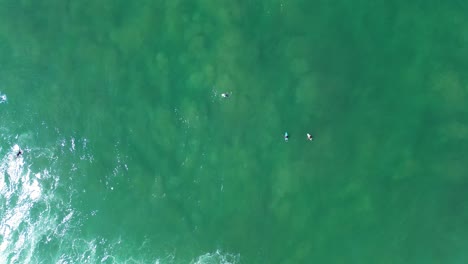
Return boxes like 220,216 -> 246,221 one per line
284,132 -> 289,142
221,92 -> 230,98
307,133 -> 313,141
16,149 -> 23,157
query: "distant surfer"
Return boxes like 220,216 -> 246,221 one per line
221,92 -> 230,98
307,133 -> 313,141
16,149 -> 23,157
284,132 -> 289,142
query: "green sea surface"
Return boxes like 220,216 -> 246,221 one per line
1,0 -> 468,263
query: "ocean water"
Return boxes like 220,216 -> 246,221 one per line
1,0 -> 468,263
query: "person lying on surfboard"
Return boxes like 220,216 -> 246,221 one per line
284,132 -> 289,141
307,133 -> 313,141
221,92 -> 230,98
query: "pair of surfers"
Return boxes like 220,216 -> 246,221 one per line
284,133 -> 313,141
221,93 -> 313,142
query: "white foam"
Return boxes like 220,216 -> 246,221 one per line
0,142 -> 65,263
1,137 -> 241,264
12,144 -> 20,152
71,137 -> 76,152
0,93 -> 7,104
191,250 -> 240,264
0,154 -> 37,261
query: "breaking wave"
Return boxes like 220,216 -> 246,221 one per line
0,134 -> 239,263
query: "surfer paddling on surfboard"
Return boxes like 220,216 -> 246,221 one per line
307,133 -> 313,141
13,145 -> 23,157
284,132 -> 289,142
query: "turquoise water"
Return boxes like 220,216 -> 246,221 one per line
1,0 -> 468,263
